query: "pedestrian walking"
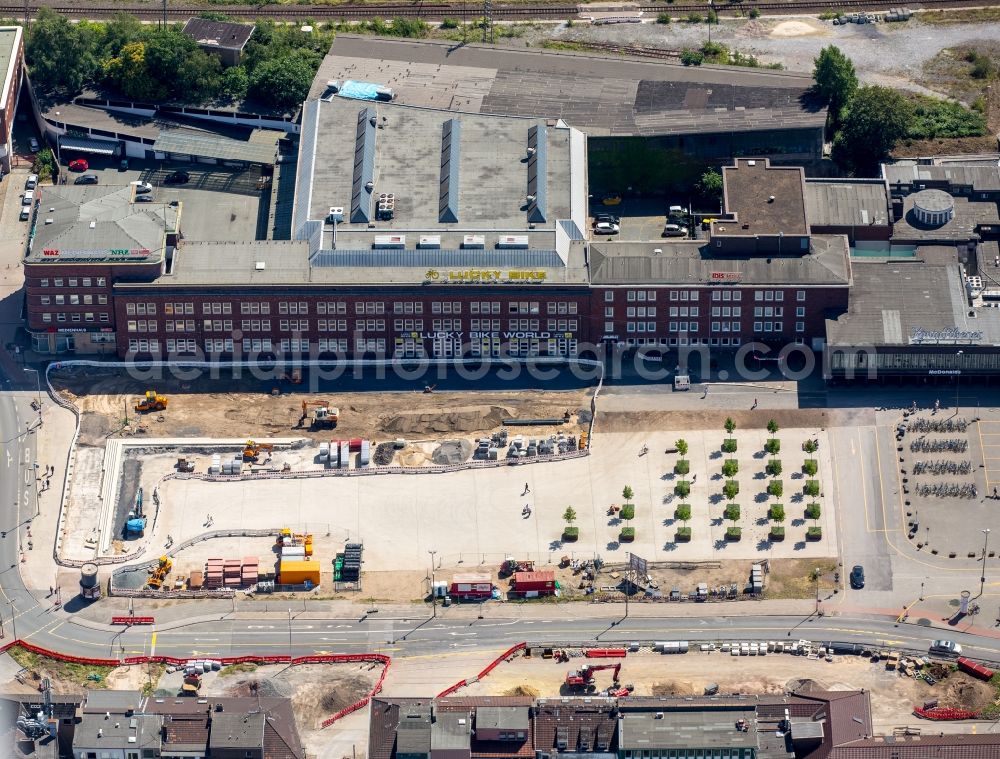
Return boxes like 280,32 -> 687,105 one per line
993,486 -> 997,499
523,482 -> 530,495
752,398 -> 758,409
934,399 -> 940,414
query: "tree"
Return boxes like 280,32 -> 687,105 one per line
698,169 -> 723,202
803,439 -> 818,454
806,502 -> 822,523
804,480 -> 821,497
26,7 -> 98,94
144,26 -> 201,99
675,439 -> 689,457
724,417 -> 736,435
103,41 -> 160,100
723,480 -> 740,500
176,49 -> 223,103
802,459 -> 818,476
725,503 -> 740,524
248,53 -> 314,110
767,419 -> 779,435
722,459 -> 739,477
620,504 -> 635,522
674,480 -> 691,498
221,66 -> 250,100
675,503 -> 691,525
622,485 -> 634,504
767,480 -> 784,499
766,459 -> 782,477
563,506 -> 578,540
813,45 -> 858,123
563,506 -> 577,527
769,504 -> 785,523
834,86 -> 914,175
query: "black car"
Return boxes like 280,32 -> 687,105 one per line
595,213 -> 620,224
849,565 -> 865,589
164,170 -> 190,185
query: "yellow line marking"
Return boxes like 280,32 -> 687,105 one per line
150,632 -> 157,658
979,421 -> 992,490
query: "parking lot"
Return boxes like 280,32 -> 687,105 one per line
588,197 -> 706,242
57,155 -> 267,242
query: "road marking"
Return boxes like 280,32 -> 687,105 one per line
150,632 -> 156,658
5,450 -> 10,468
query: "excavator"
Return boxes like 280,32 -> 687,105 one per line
565,662 -> 622,692
134,390 -> 168,413
147,555 -> 173,589
299,400 -> 339,428
243,440 -> 274,461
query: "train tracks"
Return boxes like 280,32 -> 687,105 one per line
3,0 -> 997,21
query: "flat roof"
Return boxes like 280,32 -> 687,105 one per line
883,160 -> 1000,192
619,709 -> 758,750
182,18 -> 255,51
74,712 -> 162,749
0,28 -> 20,110
718,159 -> 808,236
804,179 -> 889,228
303,97 -> 576,251
154,129 -> 277,165
477,706 -> 529,731
26,186 -> 176,263
893,194 -> 999,243
312,36 -> 826,138
589,235 -> 851,287
826,261 -> 1000,347
209,712 -> 264,750
431,711 -> 471,750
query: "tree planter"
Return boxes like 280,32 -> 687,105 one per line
563,527 -> 579,542
770,526 -> 785,541
806,526 -> 822,541
620,527 -> 636,542
675,527 -> 692,542
726,526 -> 742,542
722,439 -> 737,454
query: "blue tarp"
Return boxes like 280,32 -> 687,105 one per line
337,80 -> 381,101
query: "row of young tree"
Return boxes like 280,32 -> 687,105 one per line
26,10 -> 322,110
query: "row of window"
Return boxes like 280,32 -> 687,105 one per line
129,337 -> 582,357
42,294 -> 108,306
38,277 -> 106,288
41,312 -> 110,324
605,289 -> 810,303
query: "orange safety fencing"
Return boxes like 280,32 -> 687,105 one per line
436,642 -> 526,698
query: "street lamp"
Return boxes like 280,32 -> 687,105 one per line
8,601 -> 16,642
429,550 -> 438,618
287,608 -> 292,662
955,350 -> 964,417
24,368 -> 41,424
979,529 -> 991,599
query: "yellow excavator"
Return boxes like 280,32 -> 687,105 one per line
243,440 -> 274,461
135,390 -> 168,413
147,556 -> 173,589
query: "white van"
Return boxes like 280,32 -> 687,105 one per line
22,189 -> 35,206
674,374 -> 691,391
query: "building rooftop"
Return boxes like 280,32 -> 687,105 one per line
893,194 -> 999,243
396,703 -> 432,756
312,36 -> 826,137
431,710 -> 472,751
25,186 -> 176,264
619,708 -> 759,751
477,706 -> 529,731
588,235 -> 851,287
534,698 -> 618,754
297,96 -> 581,252
74,712 -> 162,750
718,159 -> 808,236
804,179 -> 889,229
0,28 -> 20,106
81,690 -> 142,713
162,713 -> 211,751
209,712 -> 265,751
826,261 -> 1000,347
182,18 -> 255,51
883,159 -> 1000,193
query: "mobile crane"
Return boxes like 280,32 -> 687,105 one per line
565,662 -> 622,692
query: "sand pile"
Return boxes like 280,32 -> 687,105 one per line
382,405 -> 512,434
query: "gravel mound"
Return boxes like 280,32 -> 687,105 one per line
382,406 -> 512,435
431,439 -> 474,465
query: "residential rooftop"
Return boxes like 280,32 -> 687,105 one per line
804,179 -> 889,229
74,712 -> 162,750
619,708 -> 759,751
312,36 -> 826,137
182,18 -> 255,51
883,159 -> 1000,193
588,235 -> 851,287
718,159 -> 808,237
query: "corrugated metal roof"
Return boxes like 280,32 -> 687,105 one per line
527,124 -> 547,223
309,248 -> 563,268
439,119 -> 460,223
59,135 -> 118,155
153,130 -> 276,165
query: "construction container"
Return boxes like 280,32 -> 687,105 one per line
511,570 -> 556,597
339,441 -> 350,468
449,573 -> 493,601
282,545 -> 306,558
189,570 -> 204,589
359,440 -> 371,466
279,559 -> 321,586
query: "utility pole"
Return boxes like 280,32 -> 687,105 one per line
482,0 -> 494,44
429,550 -> 438,617
979,529 -> 991,599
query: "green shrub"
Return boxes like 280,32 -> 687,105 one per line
803,439 -> 818,454
620,526 -> 636,541
656,12 -> 671,23
701,41 -> 724,56
563,526 -> 579,541
675,503 -> 692,524
765,438 -> 781,455
806,526 -> 822,541
721,438 -> 737,453
620,504 -> 635,521
675,526 -> 691,542
724,503 -> 741,522
770,525 -> 785,540
806,502 -> 822,521
440,17 -> 460,28
723,480 -> 740,500
680,49 -> 704,66
765,459 -> 782,477
675,459 -> 690,475
818,10 -> 841,20
767,480 -> 784,498
725,417 -> 736,434
676,439 -> 689,456
802,459 -> 818,476
722,459 -> 739,477
767,420 -> 779,434
804,480 -> 820,497
769,503 -> 785,522
706,9 -> 717,23
749,7 -> 761,18
726,526 -> 742,541
907,95 -> 987,139
674,480 -> 691,498
686,12 -> 703,23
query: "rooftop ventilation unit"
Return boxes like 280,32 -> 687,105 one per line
462,235 -> 485,249
373,234 -> 405,249
255,261 -> 265,271
418,235 -> 441,249
497,235 -> 529,250
328,206 -> 343,222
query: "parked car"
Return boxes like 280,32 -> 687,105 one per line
25,174 -> 37,190
849,565 -> 865,589
164,170 -> 190,185
595,213 -> 620,225
135,194 -> 155,202
74,173 -> 99,185
22,189 -> 35,206
19,206 -> 30,221
594,221 -> 620,235
930,640 -> 962,656
130,180 -> 154,194
28,137 -> 39,152
662,223 -> 688,237
68,159 -> 89,172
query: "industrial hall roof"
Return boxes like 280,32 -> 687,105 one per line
154,129 -> 278,165
312,36 -> 827,137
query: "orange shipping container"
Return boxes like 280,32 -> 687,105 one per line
279,559 -> 321,585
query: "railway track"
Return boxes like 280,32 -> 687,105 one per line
3,0 -> 996,20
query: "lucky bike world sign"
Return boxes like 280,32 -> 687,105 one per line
425,269 -> 548,283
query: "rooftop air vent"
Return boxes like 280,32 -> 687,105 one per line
768,195 -> 775,203
89,221 -> 96,229
255,261 -> 265,271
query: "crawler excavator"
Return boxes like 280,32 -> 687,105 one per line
243,440 -> 274,461
565,662 -> 624,693
299,400 -> 339,428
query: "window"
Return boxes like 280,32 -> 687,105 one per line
605,322 -> 613,333
69,294 -> 79,305
68,278 -> 78,287
605,291 -> 614,302
100,313 -> 110,322
40,279 -> 49,288
797,290 -> 806,301
55,295 -> 65,305
40,296 -> 50,305
97,277 -> 106,286
753,321 -> 762,332
85,312 -> 94,322
42,313 -> 51,323
57,313 -> 66,322
98,295 -> 108,305
796,306 -> 805,317
54,278 -> 63,287
796,321 -> 805,332
83,295 -> 93,305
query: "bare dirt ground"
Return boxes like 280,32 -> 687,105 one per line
597,408 -> 833,434
461,651 -> 998,730
50,368 -> 590,447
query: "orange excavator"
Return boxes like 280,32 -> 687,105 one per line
299,400 -> 339,428
565,662 -> 622,692
243,440 -> 274,461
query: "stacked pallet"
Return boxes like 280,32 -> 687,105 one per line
224,559 -> 241,587
242,557 -> 259,586
205,558 -> 224,589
